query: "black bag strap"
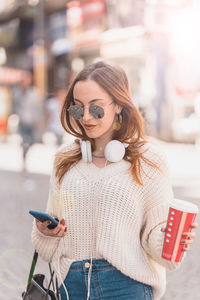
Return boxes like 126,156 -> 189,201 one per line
48,263 -> 55,290
48,264 -> 60,299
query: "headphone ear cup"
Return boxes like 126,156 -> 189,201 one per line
80,141 -> 88,162
86,140 -> 92,163
104,140 -> 125,162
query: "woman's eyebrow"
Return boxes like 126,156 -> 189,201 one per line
74,98 -> 105,104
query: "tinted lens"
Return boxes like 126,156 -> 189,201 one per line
68,105 -> 83,120
89,105 -> 104,119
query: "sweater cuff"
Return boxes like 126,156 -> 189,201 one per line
31,219 -> 61,262
150,223 -> 180,270
142,204 -> 181,270
32,219 -> 60,240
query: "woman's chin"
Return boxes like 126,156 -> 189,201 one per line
85,130 -> 102,139
86,129 -> 114,141
86,133 -> 99,139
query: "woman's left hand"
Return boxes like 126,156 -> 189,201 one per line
161,222 -> 198,252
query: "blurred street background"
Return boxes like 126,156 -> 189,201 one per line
0,0 -> 200,299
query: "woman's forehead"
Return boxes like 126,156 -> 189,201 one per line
73,80 -> 112,103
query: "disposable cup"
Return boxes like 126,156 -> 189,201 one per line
162,198 -> 199,262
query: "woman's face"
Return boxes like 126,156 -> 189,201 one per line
73,79 -> 121,140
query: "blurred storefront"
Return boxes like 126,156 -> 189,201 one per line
100,0 -> 145,79
66,0 -> 107,68
99,0 -> 154,135
0,87 -> 11,136
67,0 -> 149,113
47,9 -> 72,91
144,0 -> 200,142
0,1 -> 33,136
0,0 -> 68,136
0,67 -> 29,135
168,3 -> 200,143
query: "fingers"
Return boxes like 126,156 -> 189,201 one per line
60,219 -> 66,226
36,218 -> 67,237
36,219 -> 51,229
36,219 -> 46,230
191,222 -> 198,229
182,232 -> 196,239
49,219 -> 67,237
181,240 -> 192,252
183,244 -> 190,252
161,226 -> 166,232
181,239 -> 193,245
55,225 -> 67,237
181,223 -> 198,251
42,220 -> 52,230
160,221 -> 198,253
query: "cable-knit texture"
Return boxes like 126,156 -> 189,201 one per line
31,141 -> 181,300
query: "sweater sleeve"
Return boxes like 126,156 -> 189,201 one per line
31,143 -> 75,262
140,144 -> 181,270
31,159 -> 62,262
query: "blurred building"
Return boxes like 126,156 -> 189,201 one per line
0,0 -> 199,142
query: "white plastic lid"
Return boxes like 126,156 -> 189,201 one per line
170,198 -> 199,213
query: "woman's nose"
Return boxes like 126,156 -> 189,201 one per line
82,107 -> 92,121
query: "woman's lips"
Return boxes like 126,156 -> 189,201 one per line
84,124 -> 96,130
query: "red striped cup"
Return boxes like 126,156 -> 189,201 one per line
162,198 -> 199,262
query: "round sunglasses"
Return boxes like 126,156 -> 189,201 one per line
68,102 -> 113,120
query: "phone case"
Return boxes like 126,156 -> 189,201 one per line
29,210 -> 59,229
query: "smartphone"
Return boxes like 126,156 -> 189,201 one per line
29,210 -> 59,229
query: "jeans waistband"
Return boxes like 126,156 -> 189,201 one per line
69,259 -> 115,271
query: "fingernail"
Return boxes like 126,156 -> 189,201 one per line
182,233 -> 187,237
47,220 -> 51,225
181,241 -> 186,244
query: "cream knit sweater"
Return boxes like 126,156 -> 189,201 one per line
32,141 -> 180,300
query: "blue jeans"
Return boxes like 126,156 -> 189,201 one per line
60,259 -> 153,300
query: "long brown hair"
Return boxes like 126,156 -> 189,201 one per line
56,61 -> 158,184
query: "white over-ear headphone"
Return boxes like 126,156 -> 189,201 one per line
80,140 -> 128,163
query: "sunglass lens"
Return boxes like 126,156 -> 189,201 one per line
90,105 -> 104,119
68,105 -> 83,120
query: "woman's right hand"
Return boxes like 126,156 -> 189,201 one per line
36,218 -> 67,237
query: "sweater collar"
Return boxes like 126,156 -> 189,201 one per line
75,159 -> 131,181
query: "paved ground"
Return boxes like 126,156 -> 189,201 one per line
0,140 -> 200,300
0,171 -> 50,300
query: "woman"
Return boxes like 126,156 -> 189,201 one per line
32,61 -> 197,300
